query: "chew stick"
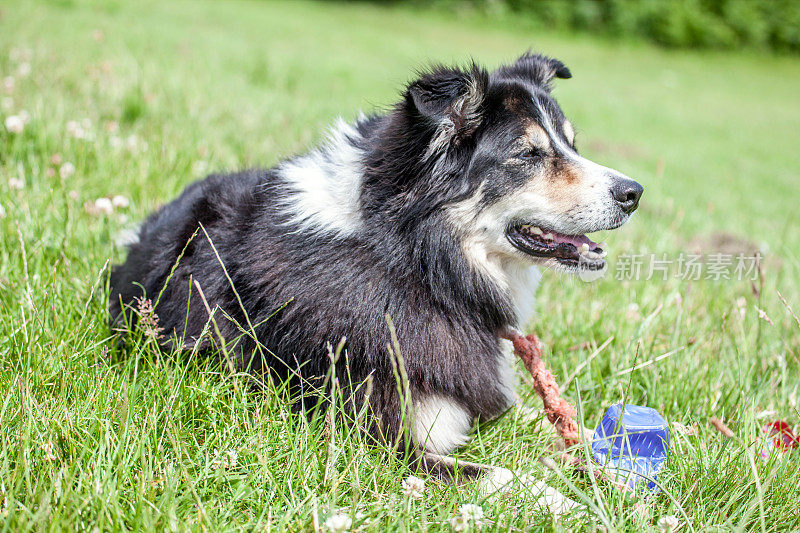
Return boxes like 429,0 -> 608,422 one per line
501,328 -> 582,447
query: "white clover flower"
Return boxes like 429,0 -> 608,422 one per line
323,513 -> 352,532
66,120 -> 87,139
93,197 -> 113,215
59,162 -> 75,179
657,515 -> 679,533
4,115 -> 24,134
226,450 -> 238,469
401,475 -> 425,499
210,450 -> 238,470
8,177 -> 24,189
126,134 -> 146,151
112,195 -> 129,208
450,504 -> 484,531
458,504 -> 483,521
110,135 -> 123,148
449,515 -> 469,532
17,63 -> 31,77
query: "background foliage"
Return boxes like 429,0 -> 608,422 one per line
380,0 -> 800,53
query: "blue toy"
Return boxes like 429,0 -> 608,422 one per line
591,404 -> 669,490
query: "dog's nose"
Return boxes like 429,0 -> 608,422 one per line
610,178 -> 643,214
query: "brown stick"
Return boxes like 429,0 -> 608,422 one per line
709,416 -> 735,438
501,328 -> 582,447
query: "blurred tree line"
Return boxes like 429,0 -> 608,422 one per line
369,0 -> 800,53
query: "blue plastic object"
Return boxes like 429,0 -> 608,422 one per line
591,404 -> 669,490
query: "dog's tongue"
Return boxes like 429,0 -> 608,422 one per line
551,232 -> 596,248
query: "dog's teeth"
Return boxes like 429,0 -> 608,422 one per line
598,242 -> 607,250
543,233 -> 553,240
579,243 -> 590,253
531,227 -> 543,235
585,251 -> 601,260
599,250 -> 608,258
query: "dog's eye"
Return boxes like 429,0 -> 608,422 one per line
519,150 -> 544,164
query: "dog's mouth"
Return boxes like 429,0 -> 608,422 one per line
506,223 -> 607,270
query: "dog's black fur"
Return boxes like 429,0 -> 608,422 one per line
110,54 -> 641,477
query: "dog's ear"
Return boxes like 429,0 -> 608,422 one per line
494,52 -> 571,89
406,63 -> 488,155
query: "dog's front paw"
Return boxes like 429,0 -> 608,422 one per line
479,467 -> 583,516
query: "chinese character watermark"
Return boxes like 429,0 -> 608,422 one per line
612,252 -> 760,281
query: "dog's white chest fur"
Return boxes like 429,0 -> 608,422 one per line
505,263 -> 542,329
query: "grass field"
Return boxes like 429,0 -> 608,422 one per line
2,0 -> 800,530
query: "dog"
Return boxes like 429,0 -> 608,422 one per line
110,52 -> 642,513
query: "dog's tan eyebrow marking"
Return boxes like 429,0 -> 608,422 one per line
523,122 -> 551,150
563,120 -> 575,145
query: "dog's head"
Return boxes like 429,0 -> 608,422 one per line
403,53 -> 643,279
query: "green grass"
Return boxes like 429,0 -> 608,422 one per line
2,0 -> 800,530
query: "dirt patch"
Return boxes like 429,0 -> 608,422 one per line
688,232 -> 761,256
687,231 -> 782,270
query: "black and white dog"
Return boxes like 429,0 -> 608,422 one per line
110,53 -> 642,510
